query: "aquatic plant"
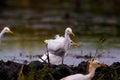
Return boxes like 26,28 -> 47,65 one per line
93,36 -> 106,60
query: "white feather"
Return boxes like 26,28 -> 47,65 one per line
39,27 -> 74,64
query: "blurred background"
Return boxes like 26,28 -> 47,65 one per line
0,0 -> 120,65
0,0 -> 120,36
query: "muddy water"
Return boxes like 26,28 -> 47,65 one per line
0,35 -> 120,66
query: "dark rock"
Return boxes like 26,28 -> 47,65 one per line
0,61 -> 20,80
73,61 -> 89,74
0,60 -> 120,80
51,64 -> 74,80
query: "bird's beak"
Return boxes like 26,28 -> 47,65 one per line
100,63 -> 107,67
70,32 -> 75,37
8,30 -> 13,34
71,41 -> 80,47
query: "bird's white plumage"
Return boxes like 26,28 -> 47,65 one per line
44,36 -> 65,51
61,74 -> 90,80
0,27 -> 13,39
60,60 -> 106,80
39,27 -> 75,64
40,52 -> 62,64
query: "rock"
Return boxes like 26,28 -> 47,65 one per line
0,60 -> 120,80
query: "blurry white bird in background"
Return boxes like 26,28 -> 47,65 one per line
54,34 -> 80,48
60,60 -> 106,80
39,27 -> 79,65
0,27 -> 13,39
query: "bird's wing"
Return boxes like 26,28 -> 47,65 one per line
46,40 -> 64,50
44,36 -> 64,44
45,37 -> 65,50
54,35 -> 65,41
48,48 -> 65,56
54,34 -> 60,39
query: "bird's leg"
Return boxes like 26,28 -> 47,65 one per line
46,53 -> 50,65
39,56 -> 47,63
71,41 -> 80,47
46,44 -> 50,65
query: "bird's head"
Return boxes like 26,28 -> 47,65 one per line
3,27 -> 13,34
88,60 -> 106,73
65,27 -> 75,36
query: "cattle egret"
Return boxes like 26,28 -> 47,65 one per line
60,60 -> 106,80
39,27 -> 79,65
0,27 -> 13,39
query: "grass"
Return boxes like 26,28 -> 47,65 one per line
93,36 -> 106,60
38,65 -> 54,80
112,67 -> 120,80
26,65 -> 35,80
17,64 -> 26,80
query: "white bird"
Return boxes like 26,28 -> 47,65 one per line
60,60 -> 106,80
0,27 -> 13,39
39,27 -> 79,65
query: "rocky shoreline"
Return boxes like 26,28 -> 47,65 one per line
0,60 -> 120,80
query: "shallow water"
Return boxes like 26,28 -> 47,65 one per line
0,4 -> 119,68
0,35 -> 120,66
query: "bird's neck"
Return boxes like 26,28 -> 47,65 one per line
64,32 -> 70,50
0,29 -> 5,38
64,32 -> 69,39
86,67 -> 96,79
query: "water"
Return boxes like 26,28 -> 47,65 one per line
0,35 -> 120,66
0,9 -> 120,66
0,35 -> 46,63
